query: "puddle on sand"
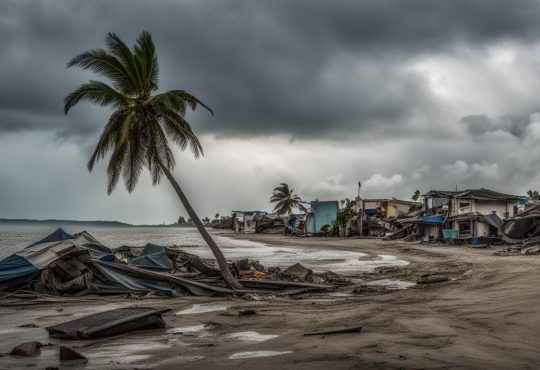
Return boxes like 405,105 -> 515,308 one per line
167,324 -> 207,334
85,339 -> 171,365
229,351 -> 293,360
176,304 -> 229,315
366,279 -> 416,289
227,331 -> 279,342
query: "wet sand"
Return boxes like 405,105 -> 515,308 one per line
1,232 -> 540,369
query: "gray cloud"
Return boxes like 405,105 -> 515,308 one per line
460,114 -> 531,138
4,1 -> 540,223
2,0 -> 540,138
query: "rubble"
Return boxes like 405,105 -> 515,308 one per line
0,228 -> 342,299
501,204 -> 540,244
59,346 -> 87,362
10,341 -> 42,356
494,245 -> 540,256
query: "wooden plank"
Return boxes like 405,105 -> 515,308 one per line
304,326 -> 362,336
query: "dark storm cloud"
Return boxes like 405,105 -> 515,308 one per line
2,0 -> 540,138
460,114 -> 532,138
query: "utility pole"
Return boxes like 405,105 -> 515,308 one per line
358,181 -> 363,237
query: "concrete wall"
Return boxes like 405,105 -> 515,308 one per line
450,199 -> 518,219
387,201 -> 412,218
472,200 -> 518,219
476,221 -> 491,237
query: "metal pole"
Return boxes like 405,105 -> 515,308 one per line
358,181 -> 363,237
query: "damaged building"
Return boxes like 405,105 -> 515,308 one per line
422,188 -> 523,243
231,210 -> 267,233
355,198 -> 421,237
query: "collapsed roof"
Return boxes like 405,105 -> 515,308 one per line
501,205 -> 540,243
425,188 -> 521,201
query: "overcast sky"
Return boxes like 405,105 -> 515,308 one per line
2,0 -> 540,224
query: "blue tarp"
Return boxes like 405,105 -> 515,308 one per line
0,229 -> 74,287
305,201 -> 339,234
93,261 -> 185,296
0,228 -> 109,289
127,244 -> 173,270
0,254 -> 39,287
28,228 -> 72,247
140,244 -> 167,256
419,215 -> 445,224
288,215 -> 297,228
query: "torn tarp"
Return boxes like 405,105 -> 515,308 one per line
127,244 -> 173,271
28,228 -> 72,247
91,260 -> 263,296
92,260 -> 186,297
0,229 -> 112,291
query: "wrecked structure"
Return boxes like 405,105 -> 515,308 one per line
500,204 -> 540,244
0,228 -> 341,298
231,200 -> 340,237
227,188 -> 529,243
355,198 -> 421,237
362,198 -> 421,219
342,188 -> 525,244
423,189 -> 522,242
231,211 -> 267,233
211,216 -> 233,229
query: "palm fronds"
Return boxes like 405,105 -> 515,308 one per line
64,31 -> 211,194
270,183 -> 307,215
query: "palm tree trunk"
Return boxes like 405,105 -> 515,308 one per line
159,162 -> 243,289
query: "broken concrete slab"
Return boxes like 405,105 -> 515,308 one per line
284,262 -> 313,282
47,307 -> 167,339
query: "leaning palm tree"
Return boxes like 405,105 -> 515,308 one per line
64,31 -> 242,289
270,183 -> 307,215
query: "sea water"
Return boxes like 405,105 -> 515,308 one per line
0,224 -> 408,274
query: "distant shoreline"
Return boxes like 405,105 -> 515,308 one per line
0,218 -> 195,228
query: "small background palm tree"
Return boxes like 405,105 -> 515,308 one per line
527,190 -> 540,200
411,190 -> 421,202
270,183 -> 307,215
64,31 -> 241,289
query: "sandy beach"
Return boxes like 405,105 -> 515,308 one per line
1,232 -> 539,369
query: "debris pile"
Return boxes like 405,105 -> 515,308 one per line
494,245 -> 540,256
0,228 -> 342,298
254,214 -> 286,234
500,204 -> 540,244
